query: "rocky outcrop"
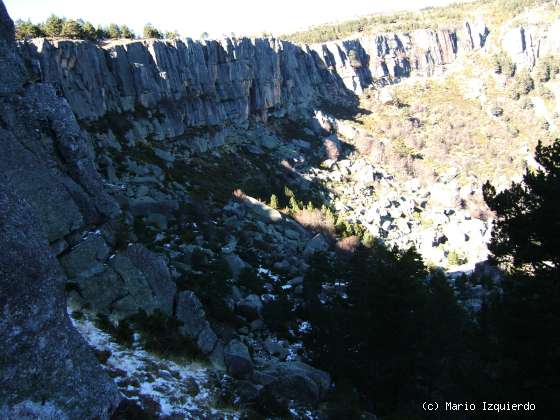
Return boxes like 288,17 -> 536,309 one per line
0,186 -> 121,418
255,361 -> 331,404
309,20 -> 489,94
0,1 -> 121,417
21,36 -> 354,128
17,20 -> 488,146
501,17 -> 560,69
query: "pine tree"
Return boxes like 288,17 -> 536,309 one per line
283,186 -> 295,199
60,19 -> 83,39
483,139 -> 560,274
482,139 -> 560,408
269,194 -> 279,209
15,20 -> 44,40
96,25 -> 108,40
106,23 -> 121,39
288,196 -> 300,213
42,14 -> 64,38
165,30 -> 180,40
144,23 -> 163,39
81,22 -> 97,41
361,230 -> 375,247
120,25 -> 135,39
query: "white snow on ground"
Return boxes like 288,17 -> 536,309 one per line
298,321 -> 312,334
71,315 -> 239,419
257,266 -> 281,282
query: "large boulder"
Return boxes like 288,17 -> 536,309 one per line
304,233 -> 330,256
197,326 -> 219,355
254,361 -> 331,404
175,291 -> 218,355
60,233 -> 111,279
240,195 -> 282,223
223,339 -> 254,379
225,253 -> 249,280
175,291 -> 208,338
236,294 -> 263,320
68,244 -> 177,317
109,244 -> 176,316
0,185 -> 121,419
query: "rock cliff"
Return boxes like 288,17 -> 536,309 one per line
501,17 -> 560,69
21,36 -> 354,125
19,19 -> 488,141
309,20 -> 489,93
0,1 -> 121,418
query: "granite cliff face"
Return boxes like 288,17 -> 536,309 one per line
502,17 -> 560,69
22,36 -> 354,124
19,19 -> 489,142
0,1 -> 121,418
309,20 -> 489,93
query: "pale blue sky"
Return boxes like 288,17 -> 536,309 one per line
5,0 -> 468,38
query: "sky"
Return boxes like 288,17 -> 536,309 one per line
5,0 -> 467,39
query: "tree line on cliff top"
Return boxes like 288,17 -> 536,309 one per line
14,14 -> 187,41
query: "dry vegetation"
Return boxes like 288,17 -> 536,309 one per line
322,137 -> 341,161
293,208 -> 336,238
351,61 -> 558,188
335,235 -> 361,256
281,0 -> 552,44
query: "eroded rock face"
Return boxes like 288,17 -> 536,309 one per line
21,36 -> 355,125
17,20 -> 487,147
0,186 -> 121,419
501,18 -> 560,69
306,20 -> 488,94
0,0 -> 26,94
0,1 -> 120,417
0,81 -> 118,243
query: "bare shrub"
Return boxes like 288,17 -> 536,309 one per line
322,137 -> 341,161
467,193 -> 495,222
335,235 -> 360,256
232,188 -> 246,201
413,161 -> 437,185
385,121 -> 412,141
354,134 -> 386,162
354,134 -> 374,156
294,209 -> 336,237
